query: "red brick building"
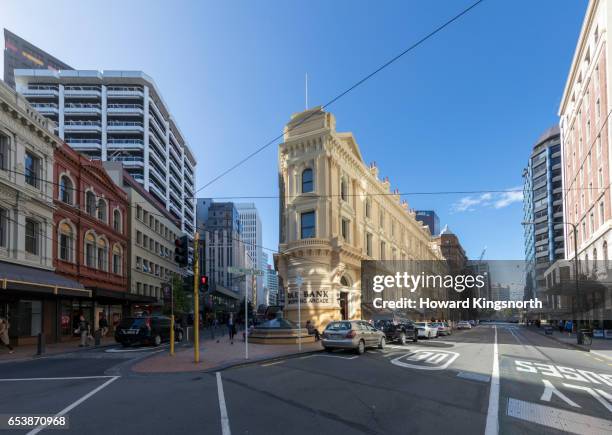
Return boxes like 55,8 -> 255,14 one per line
52,143 -> 130,340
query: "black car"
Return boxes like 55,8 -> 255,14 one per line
115,316 -> 183,347
374,318 -> 418,345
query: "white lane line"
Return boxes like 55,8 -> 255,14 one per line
0,376 -> 115,382
216,372 -> 231,435
314,354 -> 359,360
26,376 -> 119,435
507,398 -> 612,434
485,325 -> 499,435
260,360 -> 284,367
591,350 -> 612,362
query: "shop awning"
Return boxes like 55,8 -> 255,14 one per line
90,287 -> 157,304
0,261 -> 90,298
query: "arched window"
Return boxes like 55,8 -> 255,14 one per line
97,199 -> 107,222
86,191 -> 96,216
340,177 -> 347,201
85,231 -> 96,267
58,221 -> 74,262
365,198 -> 371,219
302,168 -> 313,193
59,175 -> 74,204
113,209 -> 122,233
340,276 -> 350,287
97,236 -> 108,271
112,244 -> 123,275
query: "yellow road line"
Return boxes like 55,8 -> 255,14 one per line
261,360 -> 284,367
592,357 -> 604,362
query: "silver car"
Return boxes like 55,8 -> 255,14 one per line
321,320 -> 385,354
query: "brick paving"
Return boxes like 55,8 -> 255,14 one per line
0,336 -> 117,363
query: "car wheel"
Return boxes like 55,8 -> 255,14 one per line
153,334 -> 162,346
427,330 -> 432,339
324,346 -> 333,352
413,333 -> 418,342
399,332 -> 406,345
378,337 -> 386,349
356,340 -> 365,355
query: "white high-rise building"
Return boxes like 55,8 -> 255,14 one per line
14,70 -> 196,235
236,203 -> 264,306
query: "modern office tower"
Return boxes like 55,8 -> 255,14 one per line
266,264 -> 279,306
3,29 -> 72,89
415,210 -> 440,236
196,199 -> 252,301
13,69 -> 196,234
236,203 -> 264,305
523,126 -> 564,294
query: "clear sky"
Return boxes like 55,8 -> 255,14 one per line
1,0 -> 587,261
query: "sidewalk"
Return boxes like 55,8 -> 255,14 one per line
132,333 -> 323,373
0,336 -> 116,363
532,326 -> 612,361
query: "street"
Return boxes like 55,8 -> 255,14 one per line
1,324 -> 611,434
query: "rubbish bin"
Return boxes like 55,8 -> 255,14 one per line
577,329 -> 593,346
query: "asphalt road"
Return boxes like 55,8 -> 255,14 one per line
0,325 -> 611,435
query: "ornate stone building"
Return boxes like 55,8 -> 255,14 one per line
276,107 -> 445,330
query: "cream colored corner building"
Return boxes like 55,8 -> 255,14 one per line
276,107 -> 445,331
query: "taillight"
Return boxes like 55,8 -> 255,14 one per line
346,330 -> 357,338
145,318 -> 151,329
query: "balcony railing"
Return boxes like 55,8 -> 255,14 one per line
64,120 -> 102,130
109,156 -> 144,166
67,138 -> 102,149
30,103 -> 58,112
23,85 -> 58,96
107,138 -> 144,149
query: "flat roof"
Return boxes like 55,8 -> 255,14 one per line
14,68 -> 196,164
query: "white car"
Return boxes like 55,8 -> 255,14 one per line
415,322 -> 438,338
457,321 -> 472,330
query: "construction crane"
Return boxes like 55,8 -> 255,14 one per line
478,246 -> 487,263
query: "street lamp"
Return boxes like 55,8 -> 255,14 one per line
522,221 -> 580,331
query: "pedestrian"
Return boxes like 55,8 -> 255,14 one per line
558,320 -> 564,334
76,315 -> 93,347
99,313 -> 109,337
228,314 -> 235,344
306,320 -> 320,341
0,317 -> 14,354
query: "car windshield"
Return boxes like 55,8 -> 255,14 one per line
119,318 -> 147,329
415,322 -> 426,327
325,322 -> 352,331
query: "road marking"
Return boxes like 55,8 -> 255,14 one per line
485,325 -> 499,435
314,354 -> 359,360
390,350 -> 459,370
216,372 -> 231,435
26,376 -> 119,435
594,357 -> 605,362
105,346 -> 166,353
0,375 -> 115,382
261,360 -> 284,367
507,398 -> 612,434
540,379 -> 579,407
591,351 -> 612,362
563,383 -> 612,413
457,371 -> 490,383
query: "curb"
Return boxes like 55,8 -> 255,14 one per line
128,346 -> 326,376
536,330 -> 591,352
0,342 -> 117,364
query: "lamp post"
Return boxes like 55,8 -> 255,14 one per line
522,221 -> 580,331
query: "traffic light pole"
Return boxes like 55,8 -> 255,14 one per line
193,232 -> 200,363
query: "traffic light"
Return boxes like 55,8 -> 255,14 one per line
199,275 -> 209,292
174,235 -> 190,267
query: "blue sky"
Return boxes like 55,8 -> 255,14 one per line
2,0 -> 587,260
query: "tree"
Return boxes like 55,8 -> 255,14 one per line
163,274 -> 192,317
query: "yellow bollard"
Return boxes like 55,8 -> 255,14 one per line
170,314 -> 175,356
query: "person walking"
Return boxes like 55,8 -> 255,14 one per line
228,314 -> 235,344
99,313 -> 109,337
0,317 -> 14,354
77,315 -> 93,347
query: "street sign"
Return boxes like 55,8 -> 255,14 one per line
227,266 -> 264,276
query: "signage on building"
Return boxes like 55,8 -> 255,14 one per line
287,289 -> 332,306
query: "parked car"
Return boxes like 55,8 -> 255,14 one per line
415,322 -> 438,338
115,316 -> 183,347
457,321 -> 472,330
321,320 -> 385,354
431,322 -> 452,336
374,318 -> 418,344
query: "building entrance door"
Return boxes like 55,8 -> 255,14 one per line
339,292 -> 348,320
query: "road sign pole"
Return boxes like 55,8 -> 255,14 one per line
245,276 -> 249,360
193,233 -> 200,363
296,275 -> 303,352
